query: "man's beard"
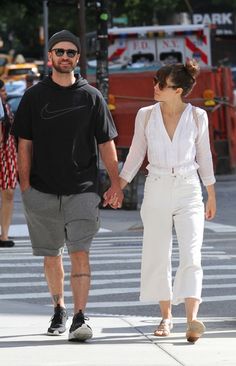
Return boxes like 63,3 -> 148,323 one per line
52,60 -> 76,73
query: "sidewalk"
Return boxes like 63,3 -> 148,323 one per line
0,300 -> 235,366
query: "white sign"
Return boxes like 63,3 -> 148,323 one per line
160,39 -> 182,50
193,13 -> 233,25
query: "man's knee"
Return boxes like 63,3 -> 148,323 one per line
44,255 -> 62,266
71,250 -> 89,259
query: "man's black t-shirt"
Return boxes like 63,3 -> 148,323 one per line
12,76 -> 117,195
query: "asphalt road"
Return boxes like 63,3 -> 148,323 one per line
0,173 -> 235,322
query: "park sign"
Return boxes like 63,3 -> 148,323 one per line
193,12 -> 235,35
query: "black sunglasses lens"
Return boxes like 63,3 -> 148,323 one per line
153,77 -> 164,89
54,49 -> 64,57
67,50 -> 77,57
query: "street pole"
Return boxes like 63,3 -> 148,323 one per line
77,0 -> 87,78
96,0 -> 109,102
43,0 -> 49,76
184,0 -> 194,23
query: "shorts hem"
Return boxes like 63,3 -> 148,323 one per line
32,248 -> 64,256
66,241 -> 92,254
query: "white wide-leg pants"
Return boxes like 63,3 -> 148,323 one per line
140,172 -> 204,305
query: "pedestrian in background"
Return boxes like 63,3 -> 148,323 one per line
25,74 -> 38,89
0,96 -> 4,120
106,60 -> 216,343
0,80 -> 17,248
12,29 -> 123,341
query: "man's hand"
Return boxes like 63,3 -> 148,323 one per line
99,140 -> 124,209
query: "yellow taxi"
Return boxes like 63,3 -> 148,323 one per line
2,62 -> 39,81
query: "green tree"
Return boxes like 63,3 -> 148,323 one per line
0,0 -> 81,58
1,0 -> 236,58
109,0 -> 185,26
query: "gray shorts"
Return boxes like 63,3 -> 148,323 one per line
22,187 -> 100,256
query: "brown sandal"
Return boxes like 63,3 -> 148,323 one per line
186,320 -> 206,343
154,319 -> 173,337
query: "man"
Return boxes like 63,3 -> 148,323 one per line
25,74 -> 37,89
12,30 -> 123,341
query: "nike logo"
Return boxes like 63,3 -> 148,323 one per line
40,104 -> 87,119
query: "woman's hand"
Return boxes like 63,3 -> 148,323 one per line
205,196 -> 216,220
205,184 -> 216,220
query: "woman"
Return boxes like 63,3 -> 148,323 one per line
0,80 -> 17,248
106,60 -> 216,343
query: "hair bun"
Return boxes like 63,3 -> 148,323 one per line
185,59 -> 200,79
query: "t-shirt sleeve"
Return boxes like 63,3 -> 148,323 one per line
94,93 -> 118,144
11,92 -> 33,140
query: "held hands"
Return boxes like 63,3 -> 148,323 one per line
103,185 -> 124,209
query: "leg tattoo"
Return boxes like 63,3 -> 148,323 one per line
52,294 -> 63,305
71,273 -> 91,278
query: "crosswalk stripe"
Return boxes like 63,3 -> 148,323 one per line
8,222 -> 236,237
0,272 -> 235,280
0,269 -> 140,279
0,250 -> 228,261
204,221 -> 236,232
0,245 -> 218,253
1,259 -> 236,268
0,279 -> 235,289
68,295 -> 236,309
8,224 -> 111,236
0,283 -> 235,300
0,259 -> 236,269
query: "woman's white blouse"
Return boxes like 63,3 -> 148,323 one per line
119,103 -> 216,186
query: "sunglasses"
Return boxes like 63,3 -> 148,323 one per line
153,76 -> 178,90
51,48 -> 78,58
